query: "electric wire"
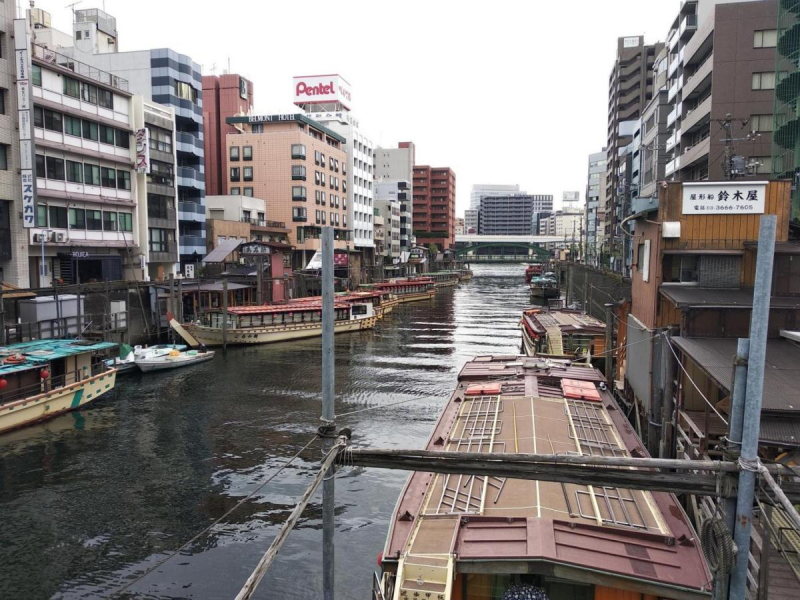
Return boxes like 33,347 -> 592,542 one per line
108,435 -> 320,598
665,336 -> 729,426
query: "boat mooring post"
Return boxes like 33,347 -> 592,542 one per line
221,273 -> 229,351
321,226 -> 335,600
729,215 -> 776,600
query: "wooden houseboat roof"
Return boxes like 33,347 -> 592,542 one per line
218,301 -> 351,316
382,355 -> 712,597
0,339 -> 117,376
522,309 -> 605,337
373,279 -> 435,289
288,291 -> 386,303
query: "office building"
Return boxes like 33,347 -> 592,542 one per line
294,75 -> 374,262
660,0 -> 777,182
478,195 -> 553,235
0,4 -> 27,286
202,74 -> 254,196
375,181 -> 403,263
605,36 -> 663,272
455,217 -> 465,235
373,209 -> 385,259
224,114 -> 349,270
585,150 -> 607,266
412,166 -> 456,250
35,8 -> 207,268
464,209 -> 479,234
374,141 -> 415,257
469,183 -> 521,210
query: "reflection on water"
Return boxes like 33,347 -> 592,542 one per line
0,263 -> 531,599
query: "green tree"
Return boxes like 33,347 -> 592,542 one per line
428,243 -> 439,255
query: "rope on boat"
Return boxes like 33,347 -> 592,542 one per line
108,434 -> 321,598
234,438 -> 347,600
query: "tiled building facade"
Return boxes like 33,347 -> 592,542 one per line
412,166 -> 456,250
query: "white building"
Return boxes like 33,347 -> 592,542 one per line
469,183 -> 522,210
375,182 -> 404,263
464,209 -> 479,234
294,75 -> 375,261
374,142 -> 415,258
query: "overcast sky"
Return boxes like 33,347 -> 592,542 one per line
37,0 -> 680,214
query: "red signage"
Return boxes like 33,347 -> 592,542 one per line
296,80 -> 334,98
334,253 -> 348,267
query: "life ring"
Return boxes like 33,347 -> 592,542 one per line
3,354 -> 26,365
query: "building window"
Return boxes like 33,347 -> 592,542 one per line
98,89 -> 114,109
64,115 -> 82,137
69,207 -> 86,230
119,212 -> 133,232
231,167 -> 240,181
751,114 -> 774,132
292,207 -> 307,222
115,129 -> 130,149
292,144 -> 306,159
87,209 -> 102,230
36,203 -> 47,227
315,150 -> 321,165
230,187 -> 240,195
243,146 -> 252,161
84,164 -> 101,186
147,194 -> 173,219
117,170 -> 131,190
243,187 -> 253,197
46,156 -> 65,181
148,161 -> 173,186
66,160 -> 83,183
664,254 -> 699,283
149,228 -> 174,252
44,109 -> 63,132
292,165 -> 306,180
31,64 -> 42,87
101,167 -> 117,188
315,209 -> 321,224
63,76 -> 81,99
752,71 -> 777,90
0,88 -> 5,115
321,211 -> 326,224
243,166 -> 253,181
230,146 -> 240,161
0,144 -> 6,171
292,186 -> 307,201
100,124 -> 116,145
754,29 -> 778,48
321,192 -> 326,206
81,82 -> 98,104
33,106 -> 43,128
175,81 -> 197,102
150,128 -> 171,153
103,211 -> 118,231
49,205 -> 67,229
82,120 -> 99,141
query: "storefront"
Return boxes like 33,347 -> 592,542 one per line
57,251 -> 123,284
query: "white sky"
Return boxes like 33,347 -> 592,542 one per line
35,0 -> 680,214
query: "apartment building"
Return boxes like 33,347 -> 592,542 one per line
373,209 -> 385,259
33,8 -> 207,268
375,181 -> 403,263
585,150 -> 607,265
412,166 -> 456,250
464,209 -> 479,234
469,183 -> 521,210
606,36 -> 663,271
478,195 -> 552,235
205,194 -> 290,247
374,141 -> 415,256
224,114 -> 348,270
662,0 -> 777,182
202,74 -> 254,196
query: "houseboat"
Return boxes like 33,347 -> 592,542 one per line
529,275 -> 559,299
0,339 -> 118,435
185,300 -> 377,346
374,355 -> 712,600
520,308 -> 606,364
372,278 -> 437,304
427,271 -> 462,288
289,290 -> 398,319
525,263 -> 543,283
457,268 -> 474,281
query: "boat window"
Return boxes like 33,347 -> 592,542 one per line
294,312 -> 303,323
352,304 -> 368,316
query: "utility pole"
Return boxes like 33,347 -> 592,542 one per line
728,215 -> 776,599
321,226 -> 335,600
604,303 -> 615,384
256,255 -> 264,305
221,273 -> 228,350
724,338 -> 750,531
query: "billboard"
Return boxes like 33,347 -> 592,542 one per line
293,74 -> 352,109
682,181 -> 766,215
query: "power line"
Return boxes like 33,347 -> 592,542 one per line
665,337 -> 728,426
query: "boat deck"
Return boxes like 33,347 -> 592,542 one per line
382,355 -> 712,599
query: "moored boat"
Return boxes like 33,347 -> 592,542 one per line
105,343 -> 187,375
529,275 -> 559,299
427,271 -> 461,288
373,278 -> 437,304
525,263 -> 543,283
184,299 -> 377,346
0,339 -> 118,435
288,290 -> 397,319
520,308 -> 606,364
136,348 -> 215,372
373,355 -> 712,600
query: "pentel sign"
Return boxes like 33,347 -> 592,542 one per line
293,74 -> 352,109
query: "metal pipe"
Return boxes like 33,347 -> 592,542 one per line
724,338 -> 749,532
221,274 -> 228,351
729,215 -> 776,600
321,226 -> 335,600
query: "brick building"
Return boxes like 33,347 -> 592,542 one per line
412,166 -> 456,250
202,74 -> 254,196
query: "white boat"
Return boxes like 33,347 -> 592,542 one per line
136,348 -> 215,372
105,344 -> 187,375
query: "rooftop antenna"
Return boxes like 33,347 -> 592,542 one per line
66,0 -> 82,22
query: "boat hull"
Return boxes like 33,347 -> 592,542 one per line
185,315 -> 378,347
393,290 -> 437,304
0,370 -> 117,435
520,323 -> 537,356
530,287 -> 559,299
137,352 -> 215,372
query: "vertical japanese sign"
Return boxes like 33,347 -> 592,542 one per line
14,19 -> 35,228
135,128 -> 150,174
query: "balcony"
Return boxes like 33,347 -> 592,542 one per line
666,103 -> 680,128
680,135 -> 710,169
149,242 -> 179,264
668,79 -> 680,103
32,44 -> 129,93
680,13 -> 697,40
665,128 -> 681,152
668,28 -> 680,52
178,201 -> 206,223
176,132 -> 204,157
177,166 -> 204,189
682,94 -> 711,133
243,218 -> 289,231
682,53 -> 713,99
179,235 -> 206,254
668,54 -> 680,78
665,155 -> 681,176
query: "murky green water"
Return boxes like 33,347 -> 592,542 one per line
0,264 -> 531,599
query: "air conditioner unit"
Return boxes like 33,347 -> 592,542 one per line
33,233 -> 43,242
55,232 -> 67,242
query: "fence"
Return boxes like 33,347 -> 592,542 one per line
0,361 -> 111,405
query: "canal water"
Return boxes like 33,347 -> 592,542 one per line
0,263 -> 531,599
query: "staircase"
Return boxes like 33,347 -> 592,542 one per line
394,553 -> 453,600
546,325 -> 564,355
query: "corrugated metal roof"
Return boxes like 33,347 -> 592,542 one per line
661,286 -> 800,309
203,238 -> 242,263
760,417 -> 800,447
671,336 -> 800,413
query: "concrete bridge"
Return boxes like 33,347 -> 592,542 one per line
453,234 -> 561,261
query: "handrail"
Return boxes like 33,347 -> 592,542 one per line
32,44 -> 129,92
0,362 -> 111,406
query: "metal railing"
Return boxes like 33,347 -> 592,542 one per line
0,361 -> 112,406
372,572 -> 387,600
242,218 -> 287,229
32,44 -> 129,92
4,312 -> 128,344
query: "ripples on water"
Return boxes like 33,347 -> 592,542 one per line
0,263 -> 531,599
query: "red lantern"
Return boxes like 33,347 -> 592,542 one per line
377,552 -> 383,567
39,369 -> 50,380
0,378 -> 7,390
